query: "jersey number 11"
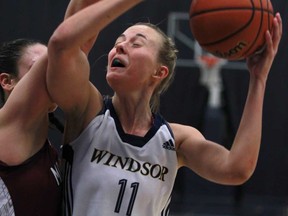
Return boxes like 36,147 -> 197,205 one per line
114,179 -> 139,216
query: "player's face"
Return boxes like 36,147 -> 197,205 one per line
107,25 -> 163,93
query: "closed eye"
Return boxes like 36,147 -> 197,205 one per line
132,43 -> 141,47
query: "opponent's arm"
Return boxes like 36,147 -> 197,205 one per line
0,0 -> 109,164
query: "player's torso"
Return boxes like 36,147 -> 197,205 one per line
65,99 -> 178,216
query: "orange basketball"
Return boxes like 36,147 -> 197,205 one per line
189,0 -> 274,61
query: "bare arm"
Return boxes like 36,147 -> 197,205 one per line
174,13 -> 282,185
47,0 -> 143,141
0,0 -> 105,164
64,0 -> 102,54
0,55 -> 52,164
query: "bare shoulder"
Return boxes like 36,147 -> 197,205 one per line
169,123 -> 205,149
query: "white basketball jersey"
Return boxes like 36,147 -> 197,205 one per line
63,98 -> 178,216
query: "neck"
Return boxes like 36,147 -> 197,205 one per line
112,96 -> 153,136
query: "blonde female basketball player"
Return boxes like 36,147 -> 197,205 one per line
46,0 -> 282,215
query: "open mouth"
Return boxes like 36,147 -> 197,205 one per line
111,58 -> 125,67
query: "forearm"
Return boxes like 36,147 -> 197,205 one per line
223,15 -> 281,183
229,75 -> 267,179
64,0 -> 104,53
64,0 -> 101,19
49,0 -> 143,53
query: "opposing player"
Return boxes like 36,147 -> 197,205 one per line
0,0 -> 103,215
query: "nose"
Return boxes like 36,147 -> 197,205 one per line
115,43 -> 125,54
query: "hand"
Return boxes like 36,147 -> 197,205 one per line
246,13 -> 282,82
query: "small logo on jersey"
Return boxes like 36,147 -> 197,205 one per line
162,139 -> 175,151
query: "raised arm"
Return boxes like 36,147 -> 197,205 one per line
0,0 -> 110,164
64,0 -> 102,54
174,13 -> 282,185
0,0 -> 108,128
47,0 -> 143,141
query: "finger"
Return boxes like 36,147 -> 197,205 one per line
276,12 -> 283,37
272,13 -> 282,51
265,30 -> 272,50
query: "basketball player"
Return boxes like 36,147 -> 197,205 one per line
0,0 -> 102,215
46,0 -> 282,215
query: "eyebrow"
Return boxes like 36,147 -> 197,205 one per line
135,33 -> 147,40
117,33 -> 148,40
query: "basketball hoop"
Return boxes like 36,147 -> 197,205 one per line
198,55 -> 221,69
197,55 -> 227,70
196,55 -> 227,108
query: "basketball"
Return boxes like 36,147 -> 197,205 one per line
189,0 -> 274,61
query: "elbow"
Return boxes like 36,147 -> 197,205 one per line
231,170 -> 253,185
48,24 -> 71,52
228,162 -> 257,185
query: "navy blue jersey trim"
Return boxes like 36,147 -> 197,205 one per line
103,97 -> 172,147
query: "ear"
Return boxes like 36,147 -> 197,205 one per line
0,73 -> 17,92
152,65 -> 169,79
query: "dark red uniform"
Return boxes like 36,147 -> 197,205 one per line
0,141 -> 62,216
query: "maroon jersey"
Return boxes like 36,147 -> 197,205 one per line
0,141 -> 62,216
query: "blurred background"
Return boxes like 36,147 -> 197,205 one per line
1,0 -> 287,215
